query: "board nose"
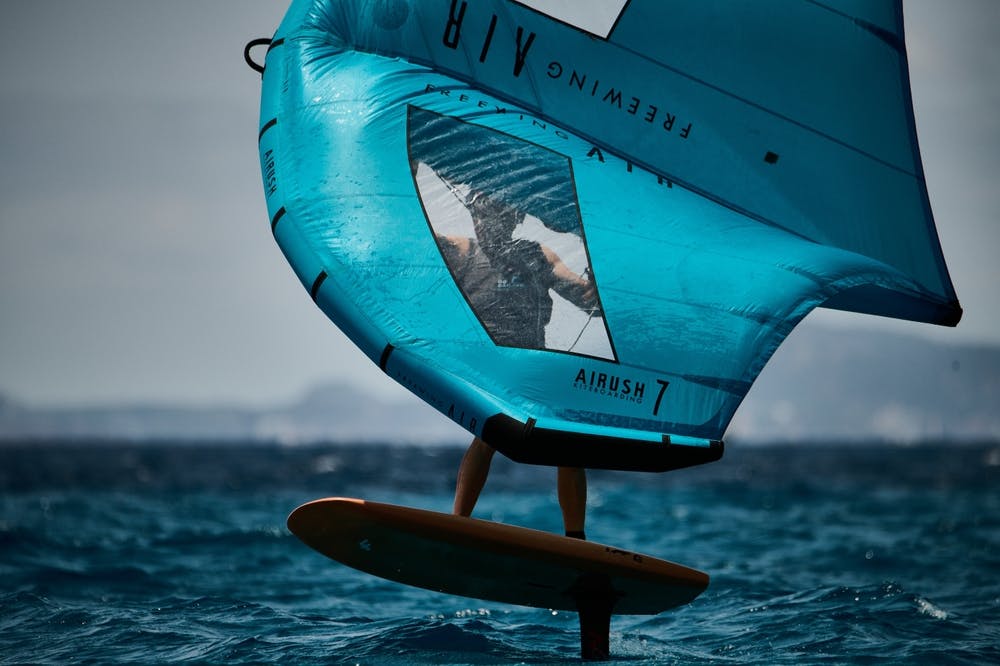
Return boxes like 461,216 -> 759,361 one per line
287,497 -> 360,538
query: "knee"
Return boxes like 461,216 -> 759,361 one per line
471,437 -> 496,458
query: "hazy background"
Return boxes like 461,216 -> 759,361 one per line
0,1 -> 997,441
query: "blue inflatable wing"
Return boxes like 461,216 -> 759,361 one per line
254,0 -> 961,471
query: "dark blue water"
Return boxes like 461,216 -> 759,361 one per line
2,442 -> 998,664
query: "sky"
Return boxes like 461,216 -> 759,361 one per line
0,1 -> 997,409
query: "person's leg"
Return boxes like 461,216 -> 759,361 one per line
558,467 -> 587,539
453,437 -> 496,516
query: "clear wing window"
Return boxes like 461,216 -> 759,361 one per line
408,106 -> 615,360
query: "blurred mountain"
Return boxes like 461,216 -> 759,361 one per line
0,383 -> 466,445
729,326 -> 999,443
1,327 -> 997,444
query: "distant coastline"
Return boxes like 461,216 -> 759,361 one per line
2,328 -> 997,445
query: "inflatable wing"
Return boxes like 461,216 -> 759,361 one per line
254,0 -> 961,471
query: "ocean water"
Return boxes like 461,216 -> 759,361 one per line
1,441 -> 998,664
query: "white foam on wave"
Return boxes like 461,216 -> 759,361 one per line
916,597 -> 949,620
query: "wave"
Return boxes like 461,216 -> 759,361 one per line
2,441 -> 997,494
